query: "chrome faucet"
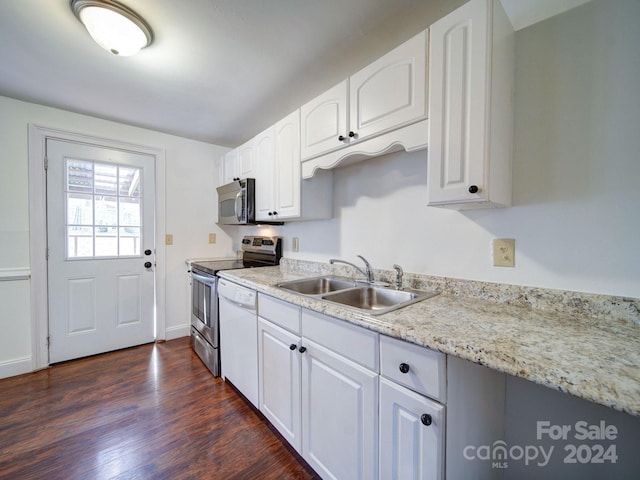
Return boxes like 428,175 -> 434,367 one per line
393,264 -> 404,290
330,255 -> 374,283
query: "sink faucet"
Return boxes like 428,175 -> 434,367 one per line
393,264 -> 404,290
330,255 -> 374,283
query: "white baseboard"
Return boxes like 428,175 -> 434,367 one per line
0,356 -> 33,379
164,324 -> 190,341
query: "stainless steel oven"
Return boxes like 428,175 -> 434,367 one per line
189,235 -> 282,376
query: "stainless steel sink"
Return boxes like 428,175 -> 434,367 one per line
276,276 -> 358,295
321,286 -> 439,315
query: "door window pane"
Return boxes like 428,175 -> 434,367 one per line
65,159 -> 144,259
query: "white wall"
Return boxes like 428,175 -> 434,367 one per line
234,0 -> 640,298
0,95 -> 230,377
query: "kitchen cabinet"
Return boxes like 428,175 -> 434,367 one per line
220,149 -> 238,185
300,30 -> 429,178
218,279 -> 259,408
255,110 -> 332,222
427,0 -> 514,209
379,378 -> 444,480
257,294 -> 302,451
257,295 -> 378,479
217,137 -> 256,187
379,335 -> 445,480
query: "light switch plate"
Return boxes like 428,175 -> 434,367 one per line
493,238 -> 515,267
292,237 -> 299,252
208,233 -> 216,244
165,234 -> 173,246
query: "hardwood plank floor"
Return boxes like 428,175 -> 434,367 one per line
0,338 -> 320,480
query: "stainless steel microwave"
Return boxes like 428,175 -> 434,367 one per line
216,178 -> 255,225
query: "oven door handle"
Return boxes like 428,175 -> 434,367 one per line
191,272 -> 217,286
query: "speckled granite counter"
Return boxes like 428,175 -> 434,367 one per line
217,259 -> 640,417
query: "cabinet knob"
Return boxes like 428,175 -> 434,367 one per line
144,261 -> 152,269
421,414 -> 432,426
272,211 -> 278,216
298,346 -> 307,354
399,363 -> 410,374
144,249 -> 152,256
268,212 -> 272,216
289,344 -> 297,351
338,135 -> 346,142
468,185 -> 479,194
348,131 -> 356,138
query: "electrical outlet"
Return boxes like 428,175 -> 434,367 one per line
493,238 -> 515,267
208,233 -> 216,244
165,234 -> 173,246
292,237 -> 299,252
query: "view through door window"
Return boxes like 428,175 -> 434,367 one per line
65,159 -> 142,258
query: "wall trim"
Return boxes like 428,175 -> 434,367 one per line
0,356 -> 32,380
0,268 -> 30,281
165,324 -> 190,341
28,124 -> 167,370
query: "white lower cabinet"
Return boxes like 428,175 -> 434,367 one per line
301,338 -> 378,480
379,378 -> 445,480
253,293 -> 504,480
257,317 -> 302,451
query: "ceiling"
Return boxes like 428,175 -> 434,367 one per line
0,0 -> 590,147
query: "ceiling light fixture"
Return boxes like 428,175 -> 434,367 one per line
71,0 -> 153,56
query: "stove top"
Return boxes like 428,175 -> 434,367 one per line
190,235 -> 282,276
191,259 -> 247,276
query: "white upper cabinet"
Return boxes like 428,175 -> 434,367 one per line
427,0 -> 514,209
221,148 -> 238,185
300,81 -> 349,160
300,30 -> 429,178
237,140 -> 256,179
255,110 -> 332,222
349,30 -> 427,142
273,110 -> 302,219
254,125 -> 276,221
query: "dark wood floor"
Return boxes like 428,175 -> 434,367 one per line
0,337 -> 320,480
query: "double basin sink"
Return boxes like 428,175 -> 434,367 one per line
276,276 -> 438,315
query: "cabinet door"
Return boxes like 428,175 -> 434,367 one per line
254,126 -> 275,221
350,30 -> 427,142
379,378 -> 445,480
219,295 -> 259,408
258,318 -> 302,452
300,80 -> 349,160
273,109 -> 301,219
301,338 -> 378,480
428,0 -> 489,204
237,140 -> 256,179
222,149 -> 238,184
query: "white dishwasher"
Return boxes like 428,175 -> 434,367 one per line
218,278 -> 259,408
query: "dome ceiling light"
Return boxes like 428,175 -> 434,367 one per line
71,0 -> 153,56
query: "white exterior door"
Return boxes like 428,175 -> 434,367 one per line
46,139 -> 156,363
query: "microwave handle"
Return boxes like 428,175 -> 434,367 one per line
235,190 -> 243,222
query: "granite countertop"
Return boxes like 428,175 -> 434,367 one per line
216,260 -> 640,417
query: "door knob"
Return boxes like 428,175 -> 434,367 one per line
144,261 -> 152,268
144,249 -> 152,256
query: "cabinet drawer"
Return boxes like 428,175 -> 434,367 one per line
258,294 -> 301,334
380,335 -> 446,402
301,309 -> 378,371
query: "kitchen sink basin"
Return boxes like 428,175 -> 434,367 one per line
321,286 -> 439,315
276,276 -> 358,295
